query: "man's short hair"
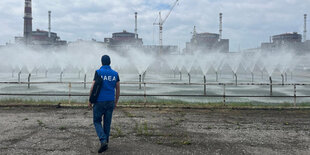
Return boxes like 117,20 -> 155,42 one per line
101,55 -> 111,66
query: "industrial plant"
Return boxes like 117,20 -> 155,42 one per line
14,0 -> 67,47
259,14 -> 310,54
1,0 -> 308,55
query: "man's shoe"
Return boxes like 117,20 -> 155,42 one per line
98,142 -> 108,153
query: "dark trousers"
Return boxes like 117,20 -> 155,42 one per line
93,101 -> 114,143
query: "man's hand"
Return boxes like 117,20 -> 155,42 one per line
88,102 -> 93,109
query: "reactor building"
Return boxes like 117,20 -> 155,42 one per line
104,12 -> 178,55
184,13 -> 229,54
15,0 -> 67,47
260,14 -> 310,54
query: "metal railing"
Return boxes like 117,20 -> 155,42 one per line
0,81 -> 310,106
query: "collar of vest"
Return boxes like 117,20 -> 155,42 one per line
100,65 -> 111,70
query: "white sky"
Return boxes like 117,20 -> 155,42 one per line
0,0 -> 309,51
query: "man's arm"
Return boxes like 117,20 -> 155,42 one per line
115,81 -> 120,108
88,81 -> 95,108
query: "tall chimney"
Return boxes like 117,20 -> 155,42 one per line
24,0 -> 32,45
48,11 -> 51,38
219,13 -> 223,40
135,12 -> 138,39
304,14 -> 307,42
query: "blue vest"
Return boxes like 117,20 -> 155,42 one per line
96,65 -> 119,102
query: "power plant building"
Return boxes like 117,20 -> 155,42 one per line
261,32 -> 310,54
15,0 -> 67,47
184,31 -> 229,53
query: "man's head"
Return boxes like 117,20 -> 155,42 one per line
101,55 -> 111,66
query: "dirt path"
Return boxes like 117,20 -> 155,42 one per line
0,106 -> 310,154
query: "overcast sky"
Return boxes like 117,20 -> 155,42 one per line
0,0 -> 309,51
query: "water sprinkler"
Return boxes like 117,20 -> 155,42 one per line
84,74 -> 87,89
291,72 -> 293,80
269,76 -> 272,96
285,72 -> 287,82
251,72 -> 254,83
232,71 -> 235,79
203,75 -> 206,96
78,70 -> 81,79
60,72 -> 63,82
45,70 -> 48,78
28,73 -> 31,89
179,71 -> 182,81
261,71 -> 264,80
139,74 -> 142,89
215,71 -> 218,82
173,70 -> 176,78
234,73 -> 237,86
142,71 -> 147,83
187,73 -> 191,84
281,74 -> 284,86
12,70 -> 14,78
18,71 -> 21,83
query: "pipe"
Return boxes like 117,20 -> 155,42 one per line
216,71 -> 218,82
48,11 -> 51,38
179,71 -> 182,80
142,71 -> 146,83
139,74 -> 142,89
203,75 -> 206,96
84,74 -> 87,89
304,14 -> 307,42
188,73 -> 191,84
281,74 -> 284,85
251,72 -> 254,83
28,73 -> 31,89
232,71 -> 235,79
18,71 -> 21,83
269,76 -> 272,96
219,13 -> 223,40
234,73 -> 237,86
60,72 -> 63,82
173,70 -> 176,78
291,72 -> 293,80
135,12 -> 138,39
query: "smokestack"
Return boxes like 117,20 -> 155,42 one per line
219,13 -> 223,40
135,12 -> 138,39
304,14 -> 307,42
23,0 -> 32,45
48,11 -> 51,38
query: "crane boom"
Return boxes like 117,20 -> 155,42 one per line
162,0 -> 179,24
153,0 -> 179,49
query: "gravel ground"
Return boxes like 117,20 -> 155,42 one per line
0,106 -> 310,155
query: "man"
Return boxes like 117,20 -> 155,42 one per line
89,55 -> 120,153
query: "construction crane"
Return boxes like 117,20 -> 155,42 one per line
153,0 -> 179,47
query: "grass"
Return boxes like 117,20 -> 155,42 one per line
135,122 -> 153,136
111,125 -> 125,138
0,98 -> 310,109
59,126 -> 67,130
37,120 -> 45,127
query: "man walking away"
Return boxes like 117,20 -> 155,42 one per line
89,55 -> 120,153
